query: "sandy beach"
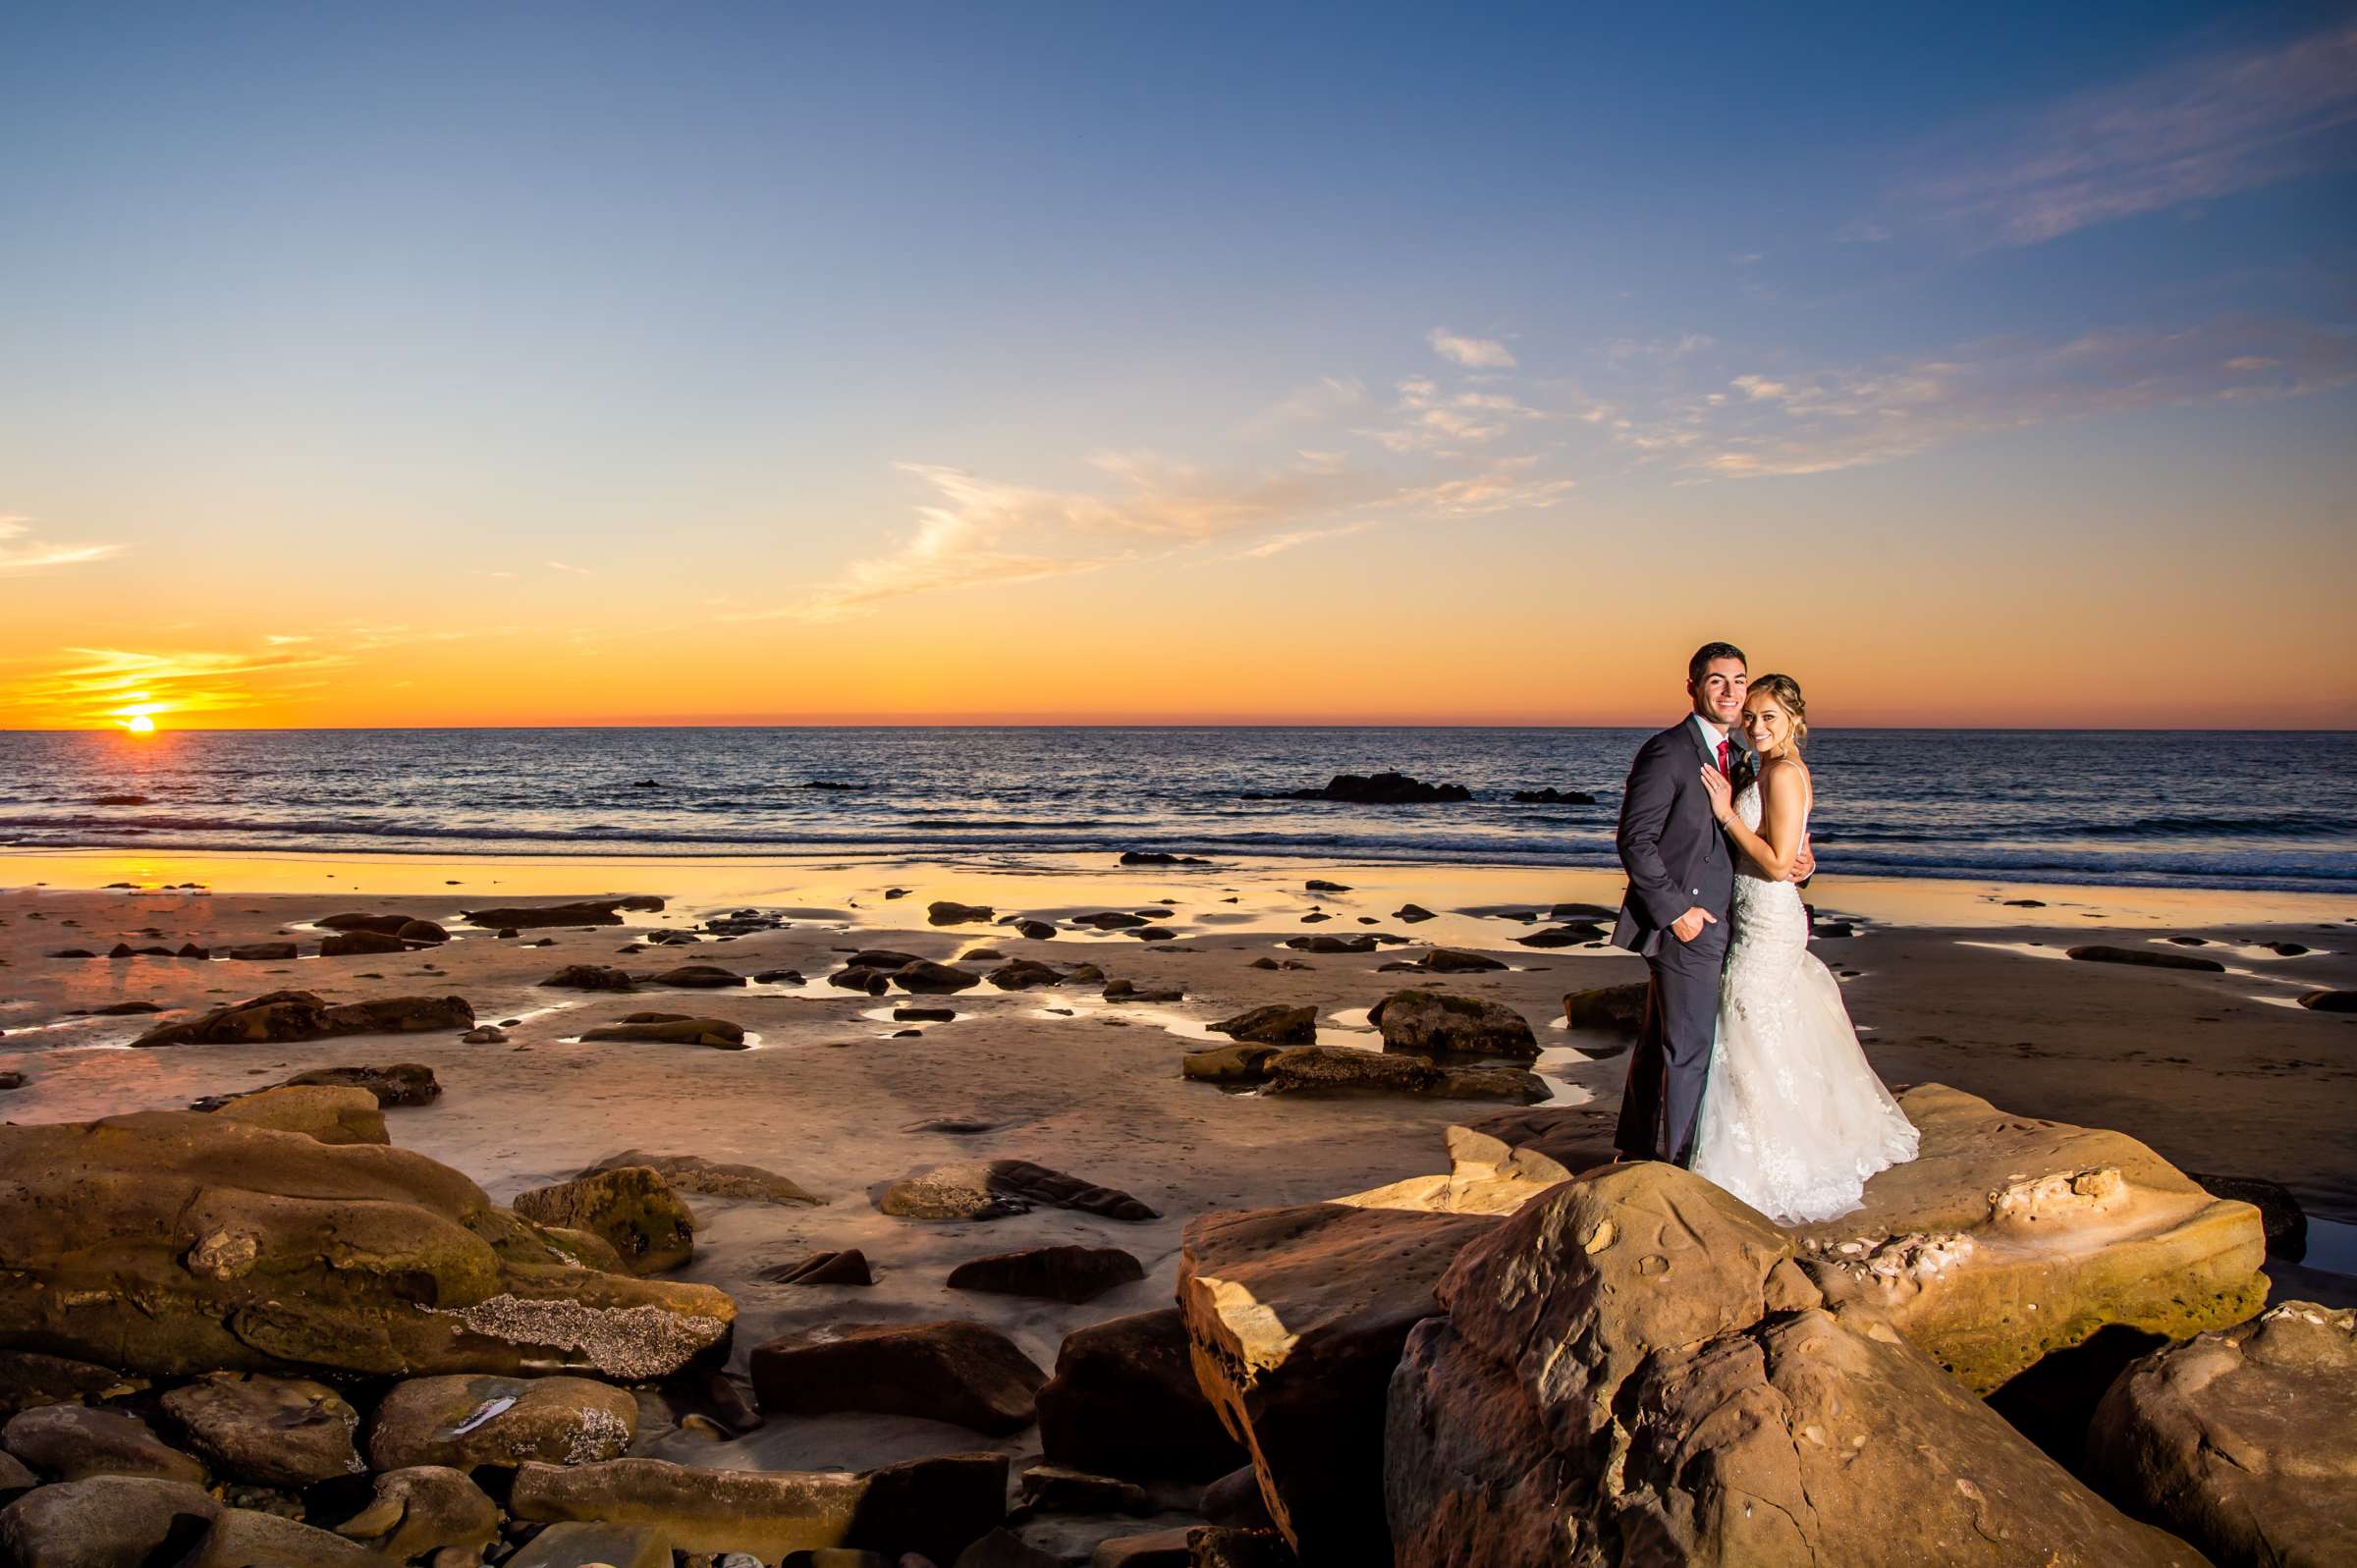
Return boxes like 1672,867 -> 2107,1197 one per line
5,847 -> 2351,1499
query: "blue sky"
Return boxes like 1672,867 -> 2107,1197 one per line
1,2 -> 2352,726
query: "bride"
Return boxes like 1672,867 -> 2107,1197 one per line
1690,674 -> 1918,1223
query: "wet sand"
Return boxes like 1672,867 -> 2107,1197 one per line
3,847 -> 2352,1482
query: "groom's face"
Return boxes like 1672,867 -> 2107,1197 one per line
1688,658 -> 1747,726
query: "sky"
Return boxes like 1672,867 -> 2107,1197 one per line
2,2 -> 2353,730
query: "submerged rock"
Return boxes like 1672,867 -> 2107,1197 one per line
0,1109 -> 734,1381
879,1160 -> 1159,1222
2087,1300 -> 2357,1568
461,897 -> 663,929
576,1150 -> 819,1207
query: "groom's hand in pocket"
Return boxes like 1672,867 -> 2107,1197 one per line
1672,906 -> 1716,943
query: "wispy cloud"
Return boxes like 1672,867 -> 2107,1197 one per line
0,515 -> 125,574
1427,327 -> 1517,369
1247,375 -> 1370,433
547,560 -> 593,575
1,644 -> 354,724
1231,521 -> 1374,560
1617,313 -> 2357,479
1902,23 -> 2357,247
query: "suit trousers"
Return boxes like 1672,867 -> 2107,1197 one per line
1613,919 -> 1728,1165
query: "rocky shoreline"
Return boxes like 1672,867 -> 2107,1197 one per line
0,865 -> 2350,1564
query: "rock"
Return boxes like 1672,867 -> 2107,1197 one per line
2298,989 -> 2357,1012
1451,1103 -> 1622,1176
331,1464 -> 502,1561
131,990 -> 473,1048
176,1507 -> 380,1566
1331,1122 -> 1575,1217
1511,922 -> 1602,947
960,947 -> 1007,962
581,1016 -> 748,1049
368,1374 -> 638,1470
2188,1171 -> 2308,1260
1065,962 -> 1105,983
0,1353 -> 121,1420
1386,1159 -> 2201,1568
157,1370 -> 363,1487
0,1452 -> 27,1501
0,1475 -> 221,1565
754,967 -> 806,984
1282,935 -> 1374,954
462,897 -> 663,929
1178,1203 -> 1498,1559
1414,947 -> 1506,973
224,942 -> 300,960
0,1110 -> 732,1380
1179,1043 -> 1283,1084
1076,911 -> 1150,929
1208,1005 -> 1316,1046
758,1250 -> 873,1287
751,1322 -> 1048,1433
1018,1462 -> 1153,1516
881,1161 -> 1159,1222
651,964 -> 746,989
1119,851 -> 1209,865
947,1246 -> 1145,1304
281,1061 -> 441,1106
0,1073 -> 17,1092
317,912 -> 419,935
1014,919 -> 1058,941
2264,940 -> 2311,956
1200,1466 -> 1275,1529
207,1084 -> 388,1145
1089,1530 -> 1194,1566
895,960 -> 984,994
2088,1300 -> 2356,1568
320,928 -> 411,956
1393,903 -> 1435,923
987,959 -> 1064,991
509,1451 -> 1008,1564
507,1520 -> 673,1568
1037,1308 -> 1245,1483
1372,991 -> 1536,1059
462,1025 -> 507,1044
1262,773 -> 1469,805
1507,786 -> 1596,804
1562,980 -> 1648,1035
1789,1085 -> 2269,1392
1124,927 -> 1178,942
541,963 -> 640,991
1104,979 -> 1183,1003
2,1404 -> 207,1485
77,1000 -> 166,1015
577,1151 -> 820,1207
106,944 -> 175,958
830,966 -> 895,995
1304,879 -> 1351,892
1260,1047 -> 1546,1103
896,1006 -> 957,1022
929,901 -> 996,926
2068,944 -> 2227,972
513,1167 -> 695,1276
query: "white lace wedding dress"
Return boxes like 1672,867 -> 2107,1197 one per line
1689,780 -> 1919,1223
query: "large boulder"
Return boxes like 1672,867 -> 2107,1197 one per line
509,1451 -> 1007,1564
1562,980 -> 1648,1035
1260,1046 -> 1546,1103
511,1166 -> 695,1276
367,1373 -> 637,1470
1385,1160 -> 2203,1566
1176,1202 -> 1498,1560
1,1404 -> 206,1486
1372,990 -> 1537,1059
174,1508 -> 379,1566
1330,1122 -> 1573,1217
130,990 -> 473,1048
2087,1300 -> 2356,1568
206,1084 -> 388,1146
749,1321 -> 1048,1434
1789,1084 -> 2269,1392
894,959 -> 984,994
1037,1308 -> 1247,1483
0,1476 -> 220,1566
0,1110 -> 733,1380
157,1370 -> 364,1487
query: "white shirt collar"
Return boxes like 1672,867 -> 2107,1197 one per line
1691,713 -> 1730,750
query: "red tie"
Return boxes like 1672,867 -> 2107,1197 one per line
1717,739 -> 1730,779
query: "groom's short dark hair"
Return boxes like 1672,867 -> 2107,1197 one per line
1688,641 -> 1747,683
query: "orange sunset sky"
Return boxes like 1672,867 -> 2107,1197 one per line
3,8 -> 2353,732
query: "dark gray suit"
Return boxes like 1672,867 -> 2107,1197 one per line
1610,717 -> 1750,1165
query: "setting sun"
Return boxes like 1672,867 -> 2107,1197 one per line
123,714 -> 155,733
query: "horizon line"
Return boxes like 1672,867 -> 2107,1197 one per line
6,720 -> 2351,736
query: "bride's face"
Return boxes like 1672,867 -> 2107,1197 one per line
1740,697 -> 1791,755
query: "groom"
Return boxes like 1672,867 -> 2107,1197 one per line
1609,641 -> 1810,1166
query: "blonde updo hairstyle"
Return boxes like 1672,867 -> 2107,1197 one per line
1749,673 -> 1808,753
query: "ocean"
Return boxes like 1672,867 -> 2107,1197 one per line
1,727 -> 2350,892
